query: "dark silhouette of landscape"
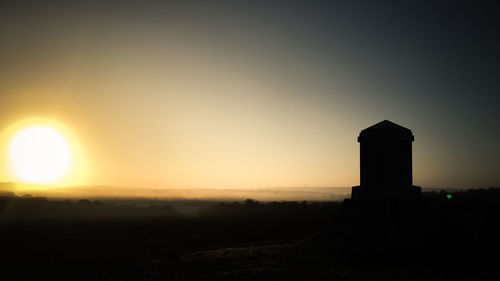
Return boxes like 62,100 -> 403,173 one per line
1,188 -> 500,280
1,120 -> 500,280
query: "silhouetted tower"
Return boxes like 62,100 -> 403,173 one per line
352,120 -> 420,201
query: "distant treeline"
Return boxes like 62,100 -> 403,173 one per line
0,194 -> 342,221
422,186 -> 500,200
0,187 -> 499,220
0,195 -> 180,220
200,199 -> 342,221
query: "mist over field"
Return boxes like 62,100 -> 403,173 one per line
0,182 -> 351,201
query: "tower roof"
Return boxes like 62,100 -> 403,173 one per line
358,120 -> 414,142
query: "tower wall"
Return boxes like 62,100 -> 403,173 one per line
360,139 -> 413,189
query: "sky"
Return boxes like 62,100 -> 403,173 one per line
0,0 -> 499,190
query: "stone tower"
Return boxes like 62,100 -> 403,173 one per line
352,120 -> 421,201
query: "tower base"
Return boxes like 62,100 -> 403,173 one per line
351,185 -> 421,201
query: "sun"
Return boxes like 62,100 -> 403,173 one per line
9,125 -> 71,184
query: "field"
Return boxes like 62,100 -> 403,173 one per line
0,189 -> 499,280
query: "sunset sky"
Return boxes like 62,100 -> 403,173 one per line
0,1 -> 499,190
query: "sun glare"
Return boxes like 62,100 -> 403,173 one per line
9,125 -> 71,184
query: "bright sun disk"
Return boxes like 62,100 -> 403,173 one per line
9,125 -> 70,184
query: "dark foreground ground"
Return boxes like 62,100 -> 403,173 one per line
0,188 -> 499,280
